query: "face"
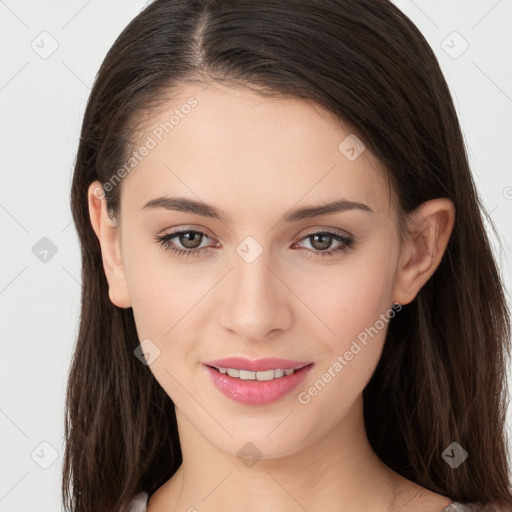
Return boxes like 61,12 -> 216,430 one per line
97,83 -> 406,458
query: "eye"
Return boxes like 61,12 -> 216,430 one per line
154,229 -> 354,259
154,229 -> 218,258
293,231 -> 354,258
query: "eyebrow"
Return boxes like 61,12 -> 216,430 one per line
142,196 -> 374,223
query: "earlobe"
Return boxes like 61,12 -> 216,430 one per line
393,198 -> 455,305
87,181 -> 132,309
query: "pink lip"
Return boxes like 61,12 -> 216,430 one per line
203,358 -> 314,405
203,357 -> 311,372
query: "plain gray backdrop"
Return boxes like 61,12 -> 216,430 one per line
1,1 -> 511,510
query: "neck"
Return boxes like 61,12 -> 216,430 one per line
155,396 -> 408,512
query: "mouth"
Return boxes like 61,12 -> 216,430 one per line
206,365 -> 306,381
203,356 -> 312,372
202,358 -> 314,405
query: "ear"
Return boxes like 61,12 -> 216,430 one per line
392,198 -> 455,306
87,181 -> 132,308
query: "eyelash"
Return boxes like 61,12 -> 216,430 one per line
154,229 -> 355,259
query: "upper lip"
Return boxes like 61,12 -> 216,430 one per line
203,357 -> 312,372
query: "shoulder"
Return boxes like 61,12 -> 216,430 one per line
126,491 -> 149,512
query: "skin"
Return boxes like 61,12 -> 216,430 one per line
88,83 -> 456,512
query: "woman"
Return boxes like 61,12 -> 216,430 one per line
62,0 -> 512,511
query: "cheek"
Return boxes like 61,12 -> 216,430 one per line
294,260 -> 397,435
124,245 -> 210,401
293,250 -> 397,399
122,234 -> 213,339
299,253 -> 396,350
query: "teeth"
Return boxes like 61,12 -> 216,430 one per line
217,367 -> 297,381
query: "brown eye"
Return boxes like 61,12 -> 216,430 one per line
309,233 -> 333,251
179,231 -> 204,249
295,230 -> 355,258
155,229 -> 214,257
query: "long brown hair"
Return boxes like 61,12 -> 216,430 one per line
63,1 -> 512,510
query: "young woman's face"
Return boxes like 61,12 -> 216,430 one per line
115,83 -> 404,458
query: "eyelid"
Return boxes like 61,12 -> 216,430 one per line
158,225 -> 216,239
298,226 -> 353,239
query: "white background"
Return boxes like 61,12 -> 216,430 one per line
1,1 -> 511,510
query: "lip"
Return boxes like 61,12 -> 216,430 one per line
203,357 -> 311,372
203,358 -> 314,405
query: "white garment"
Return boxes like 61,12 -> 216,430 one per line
124,491 -> 488,512
126,491 -> 149,512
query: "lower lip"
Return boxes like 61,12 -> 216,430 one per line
204,364 -> 314,405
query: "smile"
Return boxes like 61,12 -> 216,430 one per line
212,367 -> 296,381
203,359 -> 314,405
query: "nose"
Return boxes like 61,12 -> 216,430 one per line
220,248 -> 293,342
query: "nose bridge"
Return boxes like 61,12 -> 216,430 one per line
222,240 -> 291,340
233,248 -> 273,302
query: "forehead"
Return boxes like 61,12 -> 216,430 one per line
120,83 -> 392,220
